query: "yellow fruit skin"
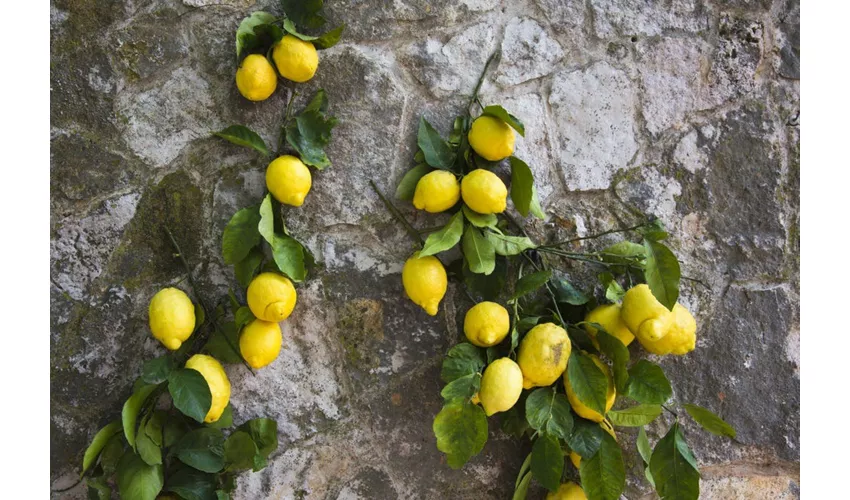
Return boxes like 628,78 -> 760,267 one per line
621,284 -> 675,342
639,303 -> 697,355
247,273 -> 297,322
467,115 -> 516,161
184,354 -> 231,423
412,170 -> 460,213
478,357 -> 523,416
461,169 -> 508,215
149,288 -> 195,350
272,35 -> 318,83
235,54 -> 277,101
266,155 -> 312,207
569,451 -> 581,469
546,482 -> 587,500
464,302 -> 510,347
565,354 -> 616,422
584,304 -> 634,346
517,323 -> 571,389
402,252 -> 447,316
239,319 -> 283,369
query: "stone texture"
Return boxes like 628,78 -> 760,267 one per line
494,17 -> 564,87
590,0 -> 708,38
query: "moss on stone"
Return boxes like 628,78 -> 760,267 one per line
336,298 -> 384,369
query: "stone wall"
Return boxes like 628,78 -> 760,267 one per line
50,0 -> 800,498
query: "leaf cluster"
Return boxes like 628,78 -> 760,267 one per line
235,2 -> 344,63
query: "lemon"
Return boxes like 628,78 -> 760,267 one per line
247,272 -> 297,322
476,357 -> 523,416
467,115 -> 516,161
517,323 -> 571,389
584,304 -> 634,347
235,54 -> 277,101
620,284 -> 676,342
463,301 -> 510,347
239,319 -> 283,369
402,252 -> 447,316
569,451 -> 581,469
184,354 -> 231,423
546,482 -> 587,500
461,169 -> 508,214
569,422 -> 616,468
412,170 -> 460,213
266,155 -> 312,207
149,288 -> 196,350
565,354 -> 615,422
639,303 -> 697,356
272,35 -> 318,83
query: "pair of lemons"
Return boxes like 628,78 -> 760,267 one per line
236,35 -> 319,102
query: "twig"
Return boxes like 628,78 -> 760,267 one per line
682,275 -> 712,291
468,52 -> 497,113
546,222 -> 648,247
369,179 -> 424,246
277,89 -> 299,155
662,404 -> 679,418
51,478 -> 83,493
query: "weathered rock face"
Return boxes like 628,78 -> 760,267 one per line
50,0 -> 799,498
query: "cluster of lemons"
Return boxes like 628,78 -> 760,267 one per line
235,35 -> 319,102
402,114 -> 517,315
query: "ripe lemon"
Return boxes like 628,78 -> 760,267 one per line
467,115 -> 515,161
570,422 -> 616,468
184,354 -> 230,423
266,155 -> 312,207
475,357 -> 523,416
584,304 -> 634,347
412,170 -> 460,213
463,301 -> 510,347
546,482 -> 587,500
239,319 -> 283,369
402,252 -> 447,316
247,272 -> 297,322
235,54 -> 277,101
639,303 -> 697,355
621,284 -> 676,342
461,169 -> 508,214
272,35 -> 318,83
149,288 -> 195,350
565,354 -> 615,422
517,323 -> 571,389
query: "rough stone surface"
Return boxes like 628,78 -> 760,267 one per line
51,0 -> 799,498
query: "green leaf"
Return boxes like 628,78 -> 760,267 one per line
285,109 -> 338,170
486,232 -> 536,256
579,431 -> 626,500
441,373 -> 481,403
194,303 -> 206,333
601,241 -> 646,262
313,24 -> 345,49
683,404 -> 736,438
116,451 -> 164,500
234,247 -> 264,290
237,418 -> 279,459
463,256 -> 507,301
642,239 -> 681,310
235,307 -> 256,332
252,23 -> 285,47
515,453 -> 532,489
236,11 -> 276,58
482,105 -> 525,136
395,164 -> 431,200
606,278 -> 626,303
163,416 -> 189,449
172,428 -> 226,473
567,325 -> 599,355
513,470 -> 532,500
417,117 -> 455,170
500,392 -> 530,438
608,404 -> 663,427
530,433 -> 563,492
566,351 -> 609,416
550,276 -> 589,305
213,125 -> 269,156
637,427 -> 652,464
82,421 -> 122,476
224,431 -> 259,471
271,234 -> 307,282
222,207 -> 262,265
525,387 -> 573,441
509,157 -> 534,216
258,194 -> 275,245
144,411 -> 165,447
87,475 -> 112,500
216,491 -> 232,500
206,403 -> 233,430
282,19 -> 318,41
517,316 -> 540,333
463,226 -> 496,275
99,434 -> 125,475
280,0 -> 326,29
595,330 -> 629,392
122,384 -> 158,449
141,356 -> 174,385
529,185 -> 545,220
168,369 -> 212,424
420,211 -> 464,257
433,401 -> 488,469
511,270 -> 552,300
164,466 -> 217,500
626,360 -> 673,405
136,429 -> 161,466
640,219 -> 669,241
650,423 -> 700,500
441,343 -> 486,382
462,205 -> 498,228
569,418 -> 605,458
203,322 -> 242,364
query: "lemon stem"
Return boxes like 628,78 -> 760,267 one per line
662,404 -> 679,418
544,222 -> 650,247
468,51 -> 497,114
277,89 -> 300,155
369,179 -> 424,246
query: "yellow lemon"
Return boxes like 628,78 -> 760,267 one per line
402,252 -> 447,316
239,319 -> 283,369
639,303 -> 697,356
461,169 -> 508,214
412,170 -> 460,213
467,115 -> 516,161
569,451 -> 581,469
621,284 -> 676,343
184,354 -> 230,423
463,301 -> 510,347
584,304 -> 635,347
517,323 -> 571,389
565,354 -> 616,422
272,35 -> 318,83
570,422 -> 616,468
266,155 -> 312,207
149,288 -> 195,350
476,357 -> 523,416
247,272 -> 297,322
546,482 -> 587,500
235,54 -> 277,101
